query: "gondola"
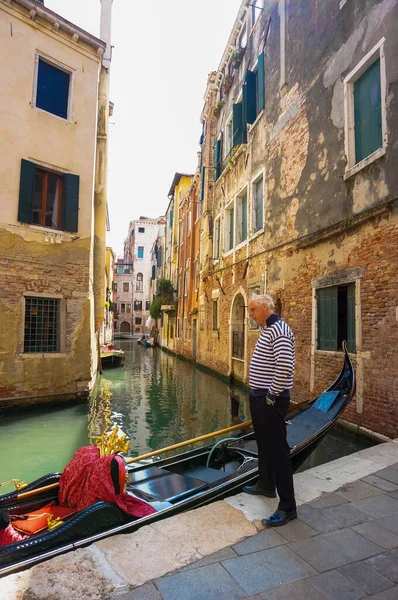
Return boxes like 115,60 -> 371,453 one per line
0,343 -> 355,577
100,344 -> 125,367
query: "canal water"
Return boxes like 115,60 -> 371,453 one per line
0,339 -> 374,486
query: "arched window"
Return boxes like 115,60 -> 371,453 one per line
136,273 -> 143,291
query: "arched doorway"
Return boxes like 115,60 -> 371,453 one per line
120,321 -> 130,335
230,293 -> 246,381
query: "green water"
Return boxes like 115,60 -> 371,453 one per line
0,340 -> 373,486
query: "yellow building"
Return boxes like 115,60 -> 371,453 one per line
160,173 -> 192,351
0,0 -> 111,408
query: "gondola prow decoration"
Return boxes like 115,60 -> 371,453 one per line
95,425 -> 130,457
0,479 -> 27,492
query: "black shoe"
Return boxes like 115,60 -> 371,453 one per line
263,509 -> 297,527
243,483 -> 276,498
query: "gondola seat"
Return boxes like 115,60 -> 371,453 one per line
127,466 -> 209,503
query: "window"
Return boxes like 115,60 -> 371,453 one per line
138,227 -> 145,233
317,283 -> 356,352
344,39 -> 386,177
135,317 -> 142,325
35,57 -> 71,120
187,211 -> 192,234
121,303 -> 126,313
145,301 -> 150,311
18,160 -> 79,232
126,303 -> 131,313
136,273 -> 143,291
252,176 -> 263,232
137,246 -> 144,259
213,137 -> 223,180
123,282 -> 129,293
199,305 -> 204,331
251,0 -> 263,29
24,297 -> 60,353
112,282 -> 117,292
236,192 -> 248,245
225,204 -> 234,252
213,217 -> 221,259
151,265 -> 156,280
117,266 -> 124,274
212,300 -> 218,331
134,301 -> 142,311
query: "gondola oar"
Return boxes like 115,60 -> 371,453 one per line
12,419 -> 252,500
125,420 -> 252,465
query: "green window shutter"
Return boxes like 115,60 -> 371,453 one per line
213,140 -> 221,180
317,287 -> 338,350
354,59 -> 382,163
232,103 -> 244,146
346,282 -> 356,352
199,166 -> 205,201
246,70 -> 257,124
62,174 -> 79,232
242,83 -> 248,136
18,159 -> 36,224
242,195 -> 247,241
257,51 -> 265,112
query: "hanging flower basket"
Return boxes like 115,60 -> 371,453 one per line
231,47 -> 245,69
212,100 -> 224,118
221,75 -> 233,95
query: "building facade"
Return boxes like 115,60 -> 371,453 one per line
162,0 -> 398,439
0,0 -> 110,407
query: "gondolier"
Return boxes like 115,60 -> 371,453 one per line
244,294 -> 297,527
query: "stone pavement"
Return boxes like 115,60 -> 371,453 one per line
1,442 -> 398,599
112,463 -> 398,600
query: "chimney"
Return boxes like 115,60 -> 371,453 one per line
100,0 -> 113,69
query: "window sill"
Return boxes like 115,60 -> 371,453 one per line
20,352 -> 66,358
249,228 -> 264,241
33,105 -> 72,124
315,349 -> 356,357
232,356 -> 244,363
344,147 -> 386,180
235,239 -> 248,250
223,249 -> 234,258
248,109 -> 264,134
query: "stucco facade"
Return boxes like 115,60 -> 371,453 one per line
0,0 -> 109,407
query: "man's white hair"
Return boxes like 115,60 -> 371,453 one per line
249,294 -> 274,309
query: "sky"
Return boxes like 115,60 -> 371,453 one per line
45,0 -> 243,256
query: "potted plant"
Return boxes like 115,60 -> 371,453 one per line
231,47 -> 245,69
221,74 -> 234,95
212,100 -> 224,118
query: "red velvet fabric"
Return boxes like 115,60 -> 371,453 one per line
59,446 -> 156,518
0,524 -> 27,545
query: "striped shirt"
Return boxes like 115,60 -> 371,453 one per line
249,314 -> 295,396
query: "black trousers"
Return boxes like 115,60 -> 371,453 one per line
249,393 -> 296,513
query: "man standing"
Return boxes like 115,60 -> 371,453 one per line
243,294 -> 297,527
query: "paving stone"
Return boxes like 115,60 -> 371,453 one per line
154,563 -> 247,600
339,560 -> 395,595
367,587 -> 398,599
362,475 -> 398,493
365,552 -> 398,583
319,503 -> 373,527
308,492 -> 350,509
277,518 -> 318,542
352,521 -> 398,550
387,490 -> 398,500
112,583 -> 163,600
260,579 -> 328,599
232,528 -> 287,555
293,504 -> 342,533
308,570 -> 366,600
178,547 -> 238,571
337,480 -> 384,501
289,528 -> 382,572
375,466 -> 398,485
375,513 -> 398,535
352,495 -> 398,518
222,545 -> 316,596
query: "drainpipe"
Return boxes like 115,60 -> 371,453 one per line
94,0 -> 113,337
